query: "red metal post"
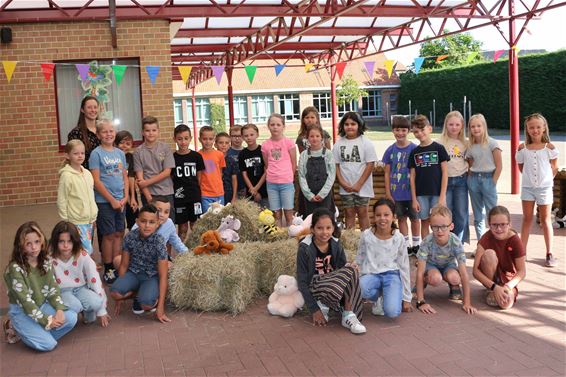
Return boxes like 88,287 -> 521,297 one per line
509,0 -> 520,194
330,63 -> 339,142
226,66 -> 235,129
191,86 -> 198,151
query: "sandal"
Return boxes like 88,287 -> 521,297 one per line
3,318 -> 20,344
545,254 -> 557,268
449,285 -> 463,301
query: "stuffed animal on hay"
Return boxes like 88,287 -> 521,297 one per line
267,275 -> 304,318
288,213 -> 312,239
217,214 -> 241,242
193,230 -> 234,255
258,209 -> 279,236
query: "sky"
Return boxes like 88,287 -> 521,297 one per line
386,6 -> 566,66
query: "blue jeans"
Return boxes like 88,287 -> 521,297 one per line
60,285 -> 104,323
111,271 -> 159,307
446,174 -> 470,244
9,302 -> 77,352
359,270 -> 402,318
201,195 -> 224,213
266,182 -> 295,210
467,172 -> 498,240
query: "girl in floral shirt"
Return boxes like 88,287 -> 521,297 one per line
50,221 -> 110,327
3,222 -> 77,351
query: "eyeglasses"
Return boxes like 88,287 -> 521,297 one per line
230,135 -> 242,138
430,224 -> 451,232
489,223 -> 509,229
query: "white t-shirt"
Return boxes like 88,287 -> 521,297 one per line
332,135 -> 377,198
516,144 -> 559,188
441,138 -> 468,177
465,137 -> 501,173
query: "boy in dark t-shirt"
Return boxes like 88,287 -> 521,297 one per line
171,124 -> 205,240
239,124 -> 268,207
408,115 -> 450,238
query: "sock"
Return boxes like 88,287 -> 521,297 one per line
412,236 -> 421,247
404,235 -> 410,244
104,263 -> 113,271
342,310 -> 354,318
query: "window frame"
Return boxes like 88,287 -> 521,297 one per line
278,93 -> 300,121
361,90 -> 382,117
251,94 -> 274,123
312,92 -> 332,119
224,95 -> 249,125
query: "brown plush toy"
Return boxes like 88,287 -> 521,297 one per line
193,230 -> 234,255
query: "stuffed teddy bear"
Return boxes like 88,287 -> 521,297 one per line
204,202 -> 229,216
217,215 -> 241,243
193,230 -> 234,255
267,275 -> 304,318
288,213 -> 312,238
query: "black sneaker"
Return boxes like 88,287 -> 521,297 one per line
407,245 -> 419,256
132,298 -> 144,315
103,268 -> 117,285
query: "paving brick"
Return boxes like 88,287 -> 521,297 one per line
258,356 -> 290,376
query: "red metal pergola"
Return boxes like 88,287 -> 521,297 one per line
1,0 -> 564,193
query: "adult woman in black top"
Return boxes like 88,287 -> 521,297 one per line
67,96 -> 101,169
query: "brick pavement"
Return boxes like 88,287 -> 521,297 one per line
1,194 -> 564,377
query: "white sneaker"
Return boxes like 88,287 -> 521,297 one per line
371,297 -> 384,316
341,313 -> 366,334
316,300 -> 329,321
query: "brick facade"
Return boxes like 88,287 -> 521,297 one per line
0,21 -> 173,207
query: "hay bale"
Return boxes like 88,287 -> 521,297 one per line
340,229 -> 361,262
255,238 -> 299,295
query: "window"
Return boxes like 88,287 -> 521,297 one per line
338,97 -> 358,117
186,98 -> 211,127
278,93 -> 300,121
361,90 -> 382,117
174,99 -> 183,125
55,58 -> 142,145
389,93 -> 398,113
312,92 -> 332,119
224,96 -> 248,124
251,95 -> 274,123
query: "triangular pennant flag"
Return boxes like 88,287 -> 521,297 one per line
177,66 -> 192,83
2,61 -> 17,82
413,57 -> 425,75
335,62 -> 347,79
384,59 -> 396,79
40,63 -> 55,82
436,54 -> 449,63
244,65 -> 257,84
493,50 -> 505,63
466,51 -> 479,64
512,45 -> 521,56
364,61 -> 375,79
211,65 -> 225,85
76,64 -> 90,81
112,65 -> 127,86
304,63 -> 314,73
275,64 -> 286,76
145,66 -> 160,86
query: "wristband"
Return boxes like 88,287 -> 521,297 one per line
490,283 -> 496,291
416,300 -> 426,309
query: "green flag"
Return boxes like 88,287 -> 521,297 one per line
112,65 -> 127,86
245,65 -> 257,84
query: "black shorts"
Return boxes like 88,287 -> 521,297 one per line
175,201 -> 203,224
394,200 -> 418,220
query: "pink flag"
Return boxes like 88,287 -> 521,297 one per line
364,61 -> 375,79
493,50 -> 505,63
211,65 -> 225,85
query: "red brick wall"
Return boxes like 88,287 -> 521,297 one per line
0,21 -> 173,207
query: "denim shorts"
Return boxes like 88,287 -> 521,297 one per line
425,261 -> 458,276
266,182 -> 295,210
96,203 -> 125,236
341,194 -> 370,209
201,196 -> 224,213
111,271 -> 159,307
416,195 -> 439,220
394,200 -> 418,220
521,186 -> 553,205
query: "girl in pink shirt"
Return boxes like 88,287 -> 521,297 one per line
262,113 -> 297,226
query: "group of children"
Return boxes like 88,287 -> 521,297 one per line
2,95 -> 559,347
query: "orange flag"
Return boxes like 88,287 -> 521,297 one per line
436,55 -> 449,63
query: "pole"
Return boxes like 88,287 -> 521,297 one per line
450,102 -> 453,112
433,99 -> 436,128
330,61 -> 339,142
386,102 -> 390,127
463,96 -> 467,124
226,67 -> 235,129
191,86 -> 198,151
408,100 -> 412,120
509,0 -> 520,194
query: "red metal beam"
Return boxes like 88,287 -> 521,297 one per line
171,52 -> 319,63
171,41 -> 367,54
175,26 -> 409,38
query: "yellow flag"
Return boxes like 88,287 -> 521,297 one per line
384,60 -> 396,78
2,61 -> 17,82
304,63 -> 314,73
512,45 -> 521,57
177,66 -> 192,83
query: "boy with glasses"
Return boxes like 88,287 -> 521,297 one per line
415,205 -> 477,315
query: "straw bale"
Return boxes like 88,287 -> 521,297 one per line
340,229 -> 361,262
254,238 -> 299,295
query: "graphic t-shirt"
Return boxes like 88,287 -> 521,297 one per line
315,246 -> 334,275
408,141 -> 450,196
382,142 -> 417,201
262,137 -> 295,184
89,146 -> 126,203
172,150 -> 205,203
417,233 -> 466,268
226,148 -> 244,192
332,135 -> 377,198
198,149 -> 226,197
441,138 -> 468,177
238,146 -> 268,197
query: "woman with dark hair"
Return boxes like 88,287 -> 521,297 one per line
67,96 -> 101,168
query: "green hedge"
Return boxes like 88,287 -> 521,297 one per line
398,50 -> 566,132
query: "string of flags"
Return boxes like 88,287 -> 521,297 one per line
1,47 -> 520,85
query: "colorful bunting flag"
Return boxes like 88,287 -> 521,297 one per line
2,61 -> 17,82
112,65 -> 127,86
493,50 -> 505,63
177,66 -> 192,84
275,64 -> 286,76
512,45 -> 521,57
335,62 -> 347,79
244,65 -> 257,84
436,54 -> 449,63
76,64 -> 90,81
364,61 -> 375,79
304,63 -> 314,73
146,66 -> 160,86
466,51 -> 478,63
40,63 -> 55,82
413,57 -> 425,75
384,60 -> 396,79
211,65 -> 225,85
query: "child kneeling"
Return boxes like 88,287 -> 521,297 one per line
110,204 -> 171,323
296,208 -> 366,334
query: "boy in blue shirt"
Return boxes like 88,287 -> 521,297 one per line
383,116 -> 420,255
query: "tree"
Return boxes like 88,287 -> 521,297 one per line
417,31 -> 483,70
336,75 -> 368,106
210,103 -> 226,133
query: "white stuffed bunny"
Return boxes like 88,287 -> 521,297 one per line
267,275 -> 304,318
